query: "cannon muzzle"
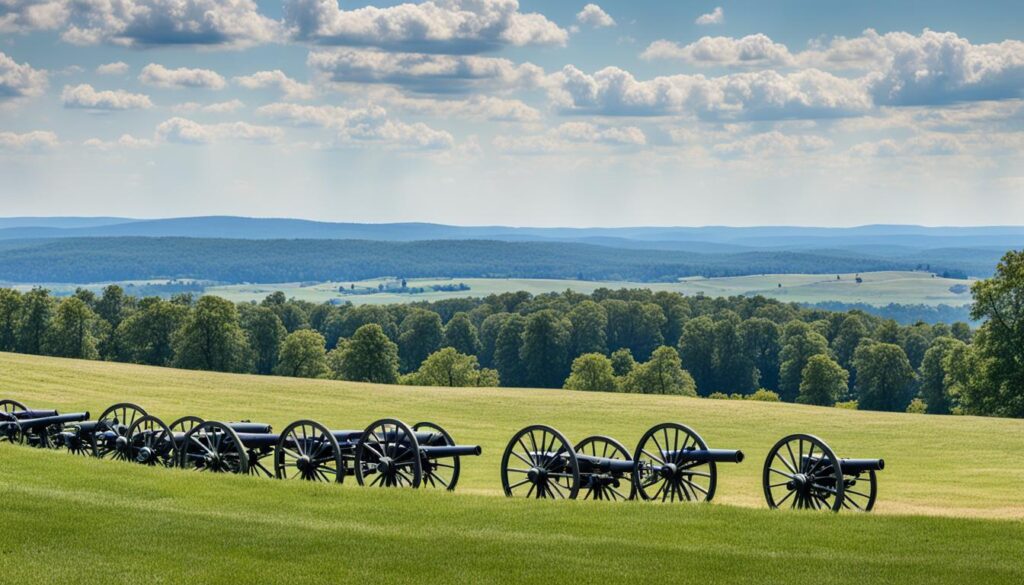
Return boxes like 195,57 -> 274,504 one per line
17,412 -> 90,431
419,445 -> 482,459
841,458 -> 885,474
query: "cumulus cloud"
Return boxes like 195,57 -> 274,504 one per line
695,6 -> 723,26
284,0 -> 567,53
712,131 -> 831,158
96,61 -> 129,75
548,65 -> 871,120
576,4 -> 614,28
0,0 -> 66,33
494,121 -> 645,154
155,117 -> 283,145
61,0 -> 279,47
308,48 -> 544,93
0,51 -> 47,101
256,102 -> 454,149
641,34 -> 794,68
62,83 -> 153,110
84,133 -> 155,150
172,99 -> 246,113
850,134 -> 967,157
0,129 -> 60,151
234,70 -> 315,100
378,90 -> 540,122
139,64 -> 226,89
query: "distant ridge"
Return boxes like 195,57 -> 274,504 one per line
2,216 -> 1024,252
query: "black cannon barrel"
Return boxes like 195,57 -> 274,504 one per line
74,421 -> 102,434
228,423 -> 273,434
233,432 -> 281,448
577,453 -> 634,474
17,412 -> 90,431
841,458 -> 885,474
419,445 -> 482,459
14,409 -> 59,420
662,448 -> 745,464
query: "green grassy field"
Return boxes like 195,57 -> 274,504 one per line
2,352 -> 1023,583
204,271 -> 975,307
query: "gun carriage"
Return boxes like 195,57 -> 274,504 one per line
762,433 -> 884,512
500,422 -> 744,501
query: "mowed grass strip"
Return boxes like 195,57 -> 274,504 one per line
2,447 -> 1023,584
2,352 -> 1024,518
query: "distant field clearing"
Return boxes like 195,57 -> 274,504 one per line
205,271 -> 976,306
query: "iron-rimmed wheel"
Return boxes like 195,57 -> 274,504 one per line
94,402 -> 148,461
842,470 -> 877,512
0,399 -> 27,415
275,420 -> 344,483
355,419 -> 421,488
61,424 -> 95,456
501,425 -> 580,500
633,422 -> 717,503
575,435 -> 635,501
0,419 -> 22,444
413,421 -> 460,491
127,415 -> 177,467
763,433 -> 844,512
179,421 -> 249,474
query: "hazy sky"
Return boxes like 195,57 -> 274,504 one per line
2,1 -> 1024,226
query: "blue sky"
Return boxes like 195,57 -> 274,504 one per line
2,1 -> 1023,226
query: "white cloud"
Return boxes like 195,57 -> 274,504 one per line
548,65 -> 871,120
234,70 -> 316,100
308,48 -> 544,93
0,51 -> 47,101
0,129 -> 60,151
494,121 -> 645,154
61,0 -> 279,47
172,99 -> 246,114
576,4 -> 614,28
641,34 -> 794,68
284,0 -> 567,53
256,102 -> 454,149
62,83 -> 153,110
155,117 -> 283,145
139,64 -> 226,90
850,134 -> 967,157
84,134 -> 155,150
96,61 -> 129,76
379,91 -> 540,122
0,0 -> 67,33
712,131 -> 831,158
695,6 -> 723,26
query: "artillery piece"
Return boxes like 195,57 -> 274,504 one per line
178,420 -> 279,476
273,418 -> 481,490
0,399 -> 58,443
500,422 -> 743,501
762,433 -> 884,512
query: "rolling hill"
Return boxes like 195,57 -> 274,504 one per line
1,352 -> 1023,583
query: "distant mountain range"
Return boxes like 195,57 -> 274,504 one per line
0,216 -> 1018,283
2,216 -> 1024,252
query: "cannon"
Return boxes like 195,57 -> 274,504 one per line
124,415 -> 210,467
53,403 -> 149,458
15,411 -> 92,449
762,434 -> 884,512
0,400 -> 59,443
178,420 -> 279,476
500,422 -> 743,501
273,419 -> 481,490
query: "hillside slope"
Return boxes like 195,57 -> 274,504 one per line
2,352 -> 1022,518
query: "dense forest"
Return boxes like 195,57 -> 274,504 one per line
0,237 -> 978,284
3,250 -> 1023,418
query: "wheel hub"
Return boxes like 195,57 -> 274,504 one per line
296,454 -> 313,472
377,457 -> 394,474
659,463 -> 678,480
527,467 -> 546,483
137,446 -> 154,463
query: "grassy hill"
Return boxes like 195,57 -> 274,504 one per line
2,353 -> 1023,583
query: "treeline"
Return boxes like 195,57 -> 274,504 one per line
3,250 -> 1024,418
0,237 -> 939,284
802,302 -> 974,325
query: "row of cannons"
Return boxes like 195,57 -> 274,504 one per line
0,400 -> 480,489
500,423 -> 885,511
1,399 -> 885,511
